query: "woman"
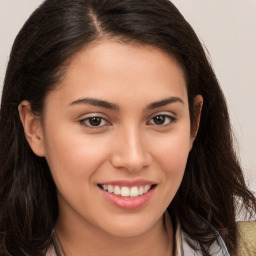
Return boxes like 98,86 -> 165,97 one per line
0,0 -> 255,255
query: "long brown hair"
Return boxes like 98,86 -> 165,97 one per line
0,0 -> 255,255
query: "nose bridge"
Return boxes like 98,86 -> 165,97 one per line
110,123 -> 150,171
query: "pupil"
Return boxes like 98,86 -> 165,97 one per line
154,115 -> 165,125
89,117 -> 101,126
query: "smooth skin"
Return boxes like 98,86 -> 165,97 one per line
19,40 -> 203,256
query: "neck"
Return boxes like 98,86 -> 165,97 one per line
55,212 -> 173,256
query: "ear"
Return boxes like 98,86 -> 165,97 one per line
18,100 -> 45,157
190,95 -> 203,149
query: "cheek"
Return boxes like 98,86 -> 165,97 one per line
43,134 -> 111,218
154,131 -> 191,171
151,129 -> 191,191
161,141 -> 189,187
43,128 -> 110,191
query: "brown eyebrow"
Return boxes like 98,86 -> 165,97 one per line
146,97 -> 184,110
69,96 -> 183,111
69,98 -> 119,110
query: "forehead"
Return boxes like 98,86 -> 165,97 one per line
67,40 -> 185,80
47,40 -> 188,107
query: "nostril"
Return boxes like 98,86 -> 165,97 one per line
110,152 -> 151,172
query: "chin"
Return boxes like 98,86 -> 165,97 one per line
106,225 -> 150,238
98,214 -> 161,238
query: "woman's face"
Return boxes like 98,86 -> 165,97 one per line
28,41 -> 199,237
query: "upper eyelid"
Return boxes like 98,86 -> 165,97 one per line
148,111 -> 176,120
77,112 -> 109,120
149,114 -> 176,121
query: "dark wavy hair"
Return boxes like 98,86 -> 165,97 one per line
0,0 -> 255,255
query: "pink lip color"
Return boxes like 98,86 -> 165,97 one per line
100,186 -> 155,210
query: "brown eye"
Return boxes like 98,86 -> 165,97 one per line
148,115 -> 175,126
153,115 -> 166,125
81,116 -> 108,127
88,117 -> 102,126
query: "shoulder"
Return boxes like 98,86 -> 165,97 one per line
237,221 -> 256,256
171,212 -> 230,256
180,229 -> 230,256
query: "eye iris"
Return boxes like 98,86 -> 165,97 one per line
89,117 -> 102,126
153,115 -> 165,125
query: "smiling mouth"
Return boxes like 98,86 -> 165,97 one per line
98,184 -> 157,198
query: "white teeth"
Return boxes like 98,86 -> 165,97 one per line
113,185 -> 121,195
138,186 -> 144,195
130,186 -> 139,197
107,185 -> 114,193
144,185 -> 151,194
121,186 -> 130,197
101,184 -> 153,197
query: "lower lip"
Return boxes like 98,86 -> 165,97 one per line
100,187 -> 155,210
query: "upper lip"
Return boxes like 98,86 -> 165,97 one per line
98,179 -> 157,187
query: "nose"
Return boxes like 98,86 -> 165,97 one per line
110,126 -> 151,172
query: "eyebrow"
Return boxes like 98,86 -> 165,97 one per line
146,97 -> 184,110
69,98 -> 119,110
69,96 -> 184,110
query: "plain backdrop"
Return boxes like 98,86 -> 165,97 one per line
0,0 -> 255,192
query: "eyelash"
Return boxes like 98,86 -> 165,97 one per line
79,116 -> 109,128
79,114 -> 176,128
147,114 -> 176,126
